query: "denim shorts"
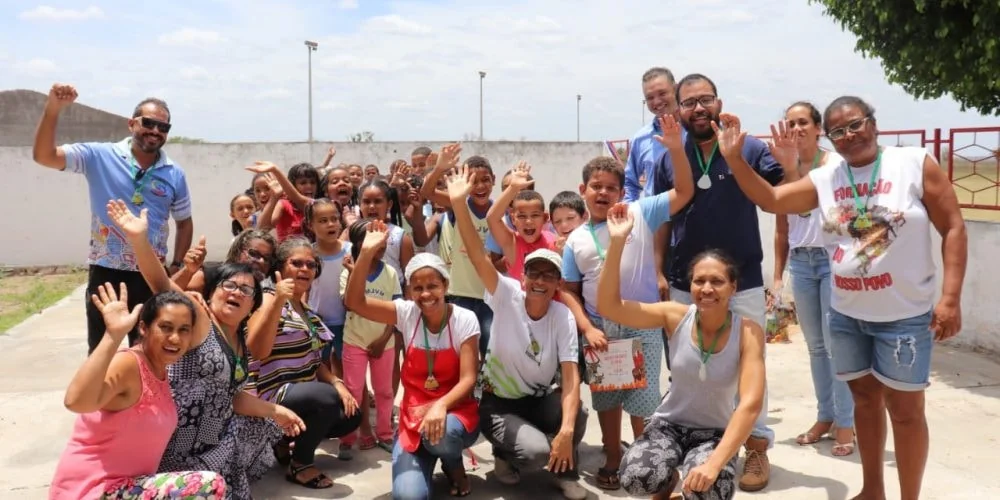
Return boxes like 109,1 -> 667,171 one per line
828,309 -> 933,392
322,323 -> 345,362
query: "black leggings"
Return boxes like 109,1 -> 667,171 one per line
279,381 -> 363,464
86,265 -> 153,353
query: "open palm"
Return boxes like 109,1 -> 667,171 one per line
607,203 -> 634,240
654,115 -> 684,150
106,199 -> 148,239
362,220 -> 390,251
90,282 -> 142,342
445,165 -> 475,201
767,121 -> 800,168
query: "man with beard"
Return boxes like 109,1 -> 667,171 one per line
649,74 -> 799,493
623,67 -> 682,202
32,83 -> 194,353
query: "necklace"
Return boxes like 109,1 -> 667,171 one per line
422,307 -> 451,390
586,221 -> 606,261
696,311 -> 731,381
844,149 -> 883,229
695,142 -> 719,190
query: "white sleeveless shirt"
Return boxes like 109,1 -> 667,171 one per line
788,151 -> 843,249
809,146 -> 936,321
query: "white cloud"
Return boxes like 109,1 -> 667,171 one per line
320,101 -> 346,110
256,88 -> 292,99
179,66 -> 211,80
19,5 -> 105,21
13,58 -> 57,75
512,16 -> 561,34
338,0 -> 359,9
99,86 -> 131,98
362,15 -> 430,36
158,28 -> 226,47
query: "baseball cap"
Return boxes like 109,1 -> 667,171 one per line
523,249 -> 562,273
404,252 -> 451,282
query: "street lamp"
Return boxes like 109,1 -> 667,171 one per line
641,99 -> 646,126
305,40 -> 318,142
479,71 -> 486,141
576,94 -> 582,142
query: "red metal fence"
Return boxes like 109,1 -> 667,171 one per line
623,126 -> 1000,210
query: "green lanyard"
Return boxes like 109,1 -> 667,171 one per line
694,143 -> 719,179
844,149 -> 882,228
422,309 -> 451,378
128,155 -> 154,206
696,311 -> 730,363
587,222 -> 606,261
294,303 -> 323,352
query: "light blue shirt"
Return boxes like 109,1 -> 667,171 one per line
562,192 -> 672,316
63,137 -> 192,271
624,118 -> 688,202
484,212 -> 513,255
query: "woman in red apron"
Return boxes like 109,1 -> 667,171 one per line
344,220 -> 481,498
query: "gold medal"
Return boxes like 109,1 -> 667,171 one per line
132,192 -> 144,205
311,336 -> 322,352
853,215 -> 872,229
797,211 -> 811,218
234,363 -> 246,381
424,375 -> 439,390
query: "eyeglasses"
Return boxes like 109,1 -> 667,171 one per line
524,268 -> 561,282
140,117 -> 172,134
679,95 -> 717,111
288,259 -> 318,270
220,280 -> 255,298
244,248 -> 273,264
827,117 -> 871,141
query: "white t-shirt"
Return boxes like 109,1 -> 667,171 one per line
482,276 -> 578,399
810,146 -> 936,321
393,299 -> 480,353
788,151 -> 843,249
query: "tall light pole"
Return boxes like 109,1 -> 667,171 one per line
305,40 -> 318,142
478,71 -> 486,141
641,99 -> 646,126
576,94 -> 582,142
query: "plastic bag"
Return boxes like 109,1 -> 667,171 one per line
764,287 -> 797,343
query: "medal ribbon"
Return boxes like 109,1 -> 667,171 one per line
844,149 -> 882,220
587,222 -> 606,261
696,311 -> 730,364
694,142 -> 719,184
421,308 -> 451,380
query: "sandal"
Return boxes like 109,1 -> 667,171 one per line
832,426 -> 856,457
596,467 -> 621,491
285,463 -> 334,489
358,435 -> 377,450
796,421 -> 833,445
443,467 -> 471,497
377,439 -> 394,453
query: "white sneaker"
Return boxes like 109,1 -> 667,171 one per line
555,478 -> 588,500
493,457 -> 521,485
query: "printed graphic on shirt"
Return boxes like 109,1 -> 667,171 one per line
824,198 -> 905,291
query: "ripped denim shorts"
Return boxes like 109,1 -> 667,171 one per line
828,309 -> 933,392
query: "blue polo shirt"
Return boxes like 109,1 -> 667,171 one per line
652,135 -> 782,292
63,138 -> 192,271
624,119 -> 688,202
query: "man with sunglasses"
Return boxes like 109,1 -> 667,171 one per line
32,83 -> 194,354
649,73 -> 802,493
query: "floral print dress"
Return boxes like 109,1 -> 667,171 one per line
158,325 -> 283,499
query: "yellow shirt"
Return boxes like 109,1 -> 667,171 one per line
341,263 -> 401,348
439,202 -> 489,300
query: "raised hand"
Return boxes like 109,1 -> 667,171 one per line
508,161 -> 533,190
245,161 -> 279,175
106,199 -> 149,240
46,83 -> 78,112
767,120 -> 800,169
711,113 -> 748,160
326,146 -> 337,158
437,143 -> 462,171
183,235 -> 207,272
342,204 -> 358,227
426,152 -> 439,170
90,282 -> 142,344
264,173 -> 283,197
272,271 -> 295,300
445,164 -> 475,202
606,202 -> 634,241
653,115 -> 684,150
362,219 -> 390,252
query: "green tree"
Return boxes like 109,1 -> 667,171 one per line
348,131 -> 375,143
812,0 -> 1000,115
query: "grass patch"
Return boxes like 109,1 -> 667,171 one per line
0,268 -> 87,333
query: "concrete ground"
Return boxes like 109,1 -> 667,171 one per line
2,288 -> 999,500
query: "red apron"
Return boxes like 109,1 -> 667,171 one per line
398,312 -> 479,453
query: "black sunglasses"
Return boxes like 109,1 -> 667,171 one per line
140,116 -> 172,134
288,259 -> 318,270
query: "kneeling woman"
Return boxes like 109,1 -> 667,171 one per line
345,220 -> 480,500
597,205 -> 766,500
51,285 -> 226,499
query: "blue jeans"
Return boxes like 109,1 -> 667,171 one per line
447,295 -> 493,357
829,309 -> 934,392
789,247 -> 855,429
670,286 -> 774,447
391,414 -> 480,500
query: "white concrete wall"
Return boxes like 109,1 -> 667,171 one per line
3,142 -> 998,352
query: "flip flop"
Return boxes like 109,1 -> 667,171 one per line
285,463 -> 334,489
796,422 -> 833,445
596,467 -> 621,491
443,467 -> 471,497
832,426 -> 856,457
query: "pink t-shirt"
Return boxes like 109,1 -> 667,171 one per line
50,349 -> 178,500
508,230 -> 557,282
275,198 -> 306,242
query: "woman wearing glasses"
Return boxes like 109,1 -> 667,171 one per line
716,97 -> 967,500
247,237 -> 363,490
107,200 -> 307,499
170,229 -> 278,295
771,102 -> 856,457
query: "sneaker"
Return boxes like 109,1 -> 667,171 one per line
493,457 -> 520,485
738,437 -> 770,491
554,478 -> 588,500
338,443 -> 354,461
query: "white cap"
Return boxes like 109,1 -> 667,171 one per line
524,249 -> 562,272
404,252 -> 451,282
